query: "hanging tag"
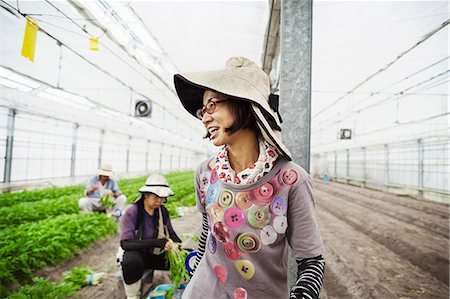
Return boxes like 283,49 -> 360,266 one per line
89,37 -> 99,51
21,17 -> 39,62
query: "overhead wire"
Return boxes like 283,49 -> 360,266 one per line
42,0 -> 174,95
41,0 -> 188,122
312,70 -> 449,132
354,112 -> 449,137
312,57 -> 449,131
355,70 -> 449,113
312,18 -> 449,118
1,1 -> 192,130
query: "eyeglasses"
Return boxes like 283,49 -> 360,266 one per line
196,98 -> 229,120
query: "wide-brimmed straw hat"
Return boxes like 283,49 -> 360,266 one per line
138,174 -> 174,198
98,164 -> 114,177
173,56 -> 292,160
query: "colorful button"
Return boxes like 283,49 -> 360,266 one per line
235,232 -> 261,253
213,222 -> 230,243
199,172 -> 210,190
270,197 -> 287,216
234,288 -> 248,299
205,182 -> 220,206
210,168 -> 219,184
218,190 -> 234,208
247,205 -> 270,229
224,207 -> 245,229
253,182 -> 275,205
235,192 -> 253,210
208,202 -> 224,223
208,235 -> 217,254
273,216 -> 288,234
280,169 -> 298,185
213,265 -> 227,285
260,225 -> 277,245
234,260 -> 255,280
224,242 -> 240,260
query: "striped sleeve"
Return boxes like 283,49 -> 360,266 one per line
191,212 -> 209,274
289,255 -> 325,299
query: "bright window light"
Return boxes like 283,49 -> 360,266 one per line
37,91 -> 91,111
40,88 -> 96,109
98,107 -> 121,117
0,78 -> 33,92
0,66 -> 41,89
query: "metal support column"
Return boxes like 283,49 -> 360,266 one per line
362,147 -> 366,188
98,129 -> 105,169
334,151 -> 337,179
70,123 -> 79,177
346,148 -> 350,183
159,143 -> 163,171
279,0 -> 313,289
146,140 -> 151,171
126,136 -> 131,172
418,139 -> 424,198
384,144 -> 389,191
170,145 -> 174,170
3,109 -> 16,183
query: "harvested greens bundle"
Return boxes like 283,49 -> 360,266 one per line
99,191 -> 115,209
165,239 -> 190,297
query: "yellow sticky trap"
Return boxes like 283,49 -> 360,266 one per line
21,17 -> 39,62
89,37 -> 99,51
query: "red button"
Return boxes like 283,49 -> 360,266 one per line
213,222 -> 230,243
213,265 -> 227,285
224,242 -> 240,260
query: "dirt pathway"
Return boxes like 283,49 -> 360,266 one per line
315,180 -> 449,298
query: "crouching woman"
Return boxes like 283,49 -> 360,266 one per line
120,174 -> 182,299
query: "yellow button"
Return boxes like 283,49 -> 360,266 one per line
234,260 -> 255,280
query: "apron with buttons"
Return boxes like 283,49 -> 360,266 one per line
183,159 -> 301,299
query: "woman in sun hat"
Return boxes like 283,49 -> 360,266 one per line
174,57 -> 325,299
120,174 -> 182,299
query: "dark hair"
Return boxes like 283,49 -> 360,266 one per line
204,98 -> 259,139
225,99 -> 259,134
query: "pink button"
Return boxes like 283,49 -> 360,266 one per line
234,288 -> 248,299
253,182 -> 275,205
281,169 -> 298,185
224,207 -> 245,229
224,242 -> 240,260
213,265 -> 227,285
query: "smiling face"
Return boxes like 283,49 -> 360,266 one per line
201,90 -> 235,146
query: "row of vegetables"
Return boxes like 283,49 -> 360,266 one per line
0,170 -> 196,298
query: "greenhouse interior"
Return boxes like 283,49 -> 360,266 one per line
0,1 -> 448,299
